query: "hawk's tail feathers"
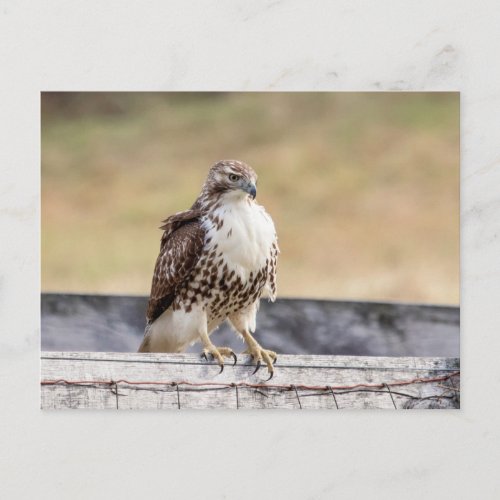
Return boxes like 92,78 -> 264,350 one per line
138,322 -> 152,353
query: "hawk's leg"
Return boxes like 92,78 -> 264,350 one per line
228,305 -> 277,380
199,330 -> 237,373
241,330 -> 277,380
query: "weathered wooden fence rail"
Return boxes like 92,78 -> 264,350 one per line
41,352 -> 460,410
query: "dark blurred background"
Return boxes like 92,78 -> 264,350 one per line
41,92 -> 459,305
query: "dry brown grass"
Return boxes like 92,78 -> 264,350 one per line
41,92 -> 459,304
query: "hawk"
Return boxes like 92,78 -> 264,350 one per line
139,160 -> 279,379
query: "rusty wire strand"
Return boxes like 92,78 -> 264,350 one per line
47,382 -> 457,402
41,371 -> 459,393
45,373 -> 459,409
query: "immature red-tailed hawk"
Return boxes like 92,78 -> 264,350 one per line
139,160 -> 279,379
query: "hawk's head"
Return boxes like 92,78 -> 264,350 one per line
204,160 -> 258,201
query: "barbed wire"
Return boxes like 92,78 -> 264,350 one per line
41,371 -> 460,409
41,370 -> 459,392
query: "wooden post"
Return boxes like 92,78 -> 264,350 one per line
41,352 -> 460,410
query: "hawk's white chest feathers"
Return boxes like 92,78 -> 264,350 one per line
203,194 -> 277,282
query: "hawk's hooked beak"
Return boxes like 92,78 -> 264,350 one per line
245,182 -> 257,199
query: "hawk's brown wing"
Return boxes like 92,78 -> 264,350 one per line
146,210 -> 205,323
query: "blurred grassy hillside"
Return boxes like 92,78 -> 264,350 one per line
41,92 -> 459,304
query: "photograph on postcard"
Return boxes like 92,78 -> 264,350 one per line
41,92 -> 459,409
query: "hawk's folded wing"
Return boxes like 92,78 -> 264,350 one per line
146,209 -> 205,323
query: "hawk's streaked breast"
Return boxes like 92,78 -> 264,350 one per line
173,190 -> 278,324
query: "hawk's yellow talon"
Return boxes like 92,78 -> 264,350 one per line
201,345 -> 237,374
244,342 -> 277,379
252,360 -> 262,375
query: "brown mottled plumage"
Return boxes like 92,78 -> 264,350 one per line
139,160 -> 279,378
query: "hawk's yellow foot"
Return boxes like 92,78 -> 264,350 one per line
244,344 -> 277,380
201,345 -> 237,373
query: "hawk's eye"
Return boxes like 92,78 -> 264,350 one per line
229,174 -> 240,182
